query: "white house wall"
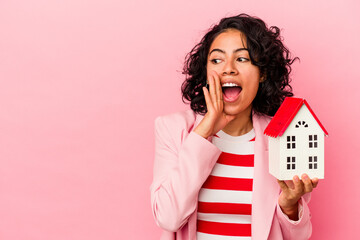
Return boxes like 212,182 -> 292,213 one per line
269,136 -> 280,178
278,104 -> 325,180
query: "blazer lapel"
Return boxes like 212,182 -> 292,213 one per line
252,113 -> 280,240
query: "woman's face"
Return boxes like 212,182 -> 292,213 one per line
206,28 -> 261,117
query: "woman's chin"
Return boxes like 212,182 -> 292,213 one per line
223,103 -> 252,116
223,105 -> 241,116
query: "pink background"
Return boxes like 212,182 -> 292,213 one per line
0,0 -> 359,239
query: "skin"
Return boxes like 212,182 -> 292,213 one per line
194,28 -> 319,221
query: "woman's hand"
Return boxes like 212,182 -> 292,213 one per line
277,174 -> 319,221
194,70 -> 236,139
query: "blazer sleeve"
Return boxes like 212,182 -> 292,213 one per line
150,116 -> 222,232
275,192 -> 312,240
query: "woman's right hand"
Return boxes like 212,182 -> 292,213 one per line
194,70 -> 236,139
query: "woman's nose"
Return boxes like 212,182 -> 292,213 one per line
222,60 -> 238,75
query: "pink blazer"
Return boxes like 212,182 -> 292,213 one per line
150,109 -> 312,240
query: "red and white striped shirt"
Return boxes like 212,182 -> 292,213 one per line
197,128 -> 255,240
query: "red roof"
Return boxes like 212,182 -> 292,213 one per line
264,97 -> 328,138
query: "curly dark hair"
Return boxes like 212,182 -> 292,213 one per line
181,13 -> 298,116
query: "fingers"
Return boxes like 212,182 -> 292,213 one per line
279,174 -> 318,194
212,71 -> 223,103
203,86 -> 214,112
292,175 -> 305,194
206,71 -> 223,111
278,175 -> 318,208
312,178 -> 319,188
301,174 -> 314,193
208,74 -> 217,106
284,179 -> 295,190
277,179 -> 289,192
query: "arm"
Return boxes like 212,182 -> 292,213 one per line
150,71 -> 234,232
150,116 -> 221,232
276,174 -> 317,240
275,193 -> 312,240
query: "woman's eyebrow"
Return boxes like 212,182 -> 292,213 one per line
209,48 -> 248,55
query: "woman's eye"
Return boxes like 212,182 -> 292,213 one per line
237,57 -> 249,62
210,59 -> 221,64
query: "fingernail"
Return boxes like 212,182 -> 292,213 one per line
294,175 -> 299,182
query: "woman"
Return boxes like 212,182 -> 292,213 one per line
150,13 -> 318,240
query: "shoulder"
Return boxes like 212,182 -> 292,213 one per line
253,112 -> 272,128
154,109 -> 197,132
154,109 -> 199,148
261,114 -> 272,125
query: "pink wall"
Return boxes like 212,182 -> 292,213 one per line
0,0 -> 359,239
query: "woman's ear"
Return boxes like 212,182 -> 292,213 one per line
260,72 -> 266,83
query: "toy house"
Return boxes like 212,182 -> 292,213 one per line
264,97 -> 328,180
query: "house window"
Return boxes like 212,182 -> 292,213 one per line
287,136 -> 296,149
309,135 -> 318,148
309,156 -> 318,169
295,121 -> 308,128
287,157 -> 296,170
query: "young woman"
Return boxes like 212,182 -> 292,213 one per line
150,13 -> 319,240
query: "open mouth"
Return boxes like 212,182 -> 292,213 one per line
222,86 -> 242,102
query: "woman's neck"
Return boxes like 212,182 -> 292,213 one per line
222,108 -> 253,136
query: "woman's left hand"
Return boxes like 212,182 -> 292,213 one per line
277,174 -> 319,220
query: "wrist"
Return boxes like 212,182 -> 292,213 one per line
279,202 -> 299,221
194,127 -> 211,139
